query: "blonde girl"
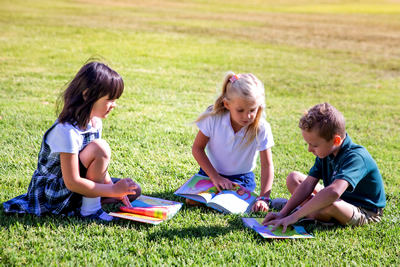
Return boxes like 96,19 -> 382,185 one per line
191,72 -> 275,212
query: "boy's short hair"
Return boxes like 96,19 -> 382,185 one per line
298,103 -> 346,141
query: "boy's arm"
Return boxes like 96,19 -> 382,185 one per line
265,178 -> 350,233
262,175 -> 318,226
290,179 -> 349,221
251,148 -> 274,211
279,175 -> 320,217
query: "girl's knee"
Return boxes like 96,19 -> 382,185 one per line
82,139 -> 111,160
90,139 -> 111,158
79,139 -> 112,169
134,182 -> 142,196
128,182 -> 142,202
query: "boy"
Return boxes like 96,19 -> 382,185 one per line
263,103 -> 386,233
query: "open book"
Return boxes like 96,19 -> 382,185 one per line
242,218 -> 313,239
109,195 -> 183,225
174,174 -> 258,214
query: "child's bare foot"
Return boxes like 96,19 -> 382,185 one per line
185,198 -> 202,206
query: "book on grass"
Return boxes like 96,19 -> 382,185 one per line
242,218 -> 314,239
174,174 -> 258,214
109,195 -> 183,225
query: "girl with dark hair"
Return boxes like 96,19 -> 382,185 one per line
4,59 -> 141,221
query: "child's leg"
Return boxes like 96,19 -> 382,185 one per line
287,172 -> 355,224
286,171 -> 324,195
286,171 -> 323,203
79,139 -> 111,184
272,171 -> 325,211
78,139 -> 114,221
306,199 -> 355,225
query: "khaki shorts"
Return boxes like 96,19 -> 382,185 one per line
347,206 -> 383,226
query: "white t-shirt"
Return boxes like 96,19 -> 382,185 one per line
196,112 -> 274,175
46,118 -> 102,154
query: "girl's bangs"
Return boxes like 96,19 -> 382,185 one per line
98,74 -> 123,100
108,77 -> 124,99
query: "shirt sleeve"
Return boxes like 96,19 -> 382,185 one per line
334,154 -> 368,192
46,123 -> 81,154
196,115 -> 213,138
308,157 -> 322,179
258,121 -> 275,151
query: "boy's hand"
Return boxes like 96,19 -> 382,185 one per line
113,178 -> 138,197
211,175 -> 236,192
263,213 -> 297,233
251,200 -> 269,212
262,212 -> 284,225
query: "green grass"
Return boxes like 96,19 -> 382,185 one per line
1,0 -> 399,265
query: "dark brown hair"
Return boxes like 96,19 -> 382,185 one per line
298,102 -> 346,141
57,59 -> 124,129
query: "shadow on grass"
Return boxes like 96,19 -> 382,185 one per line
0,190 -> 210,228
148,223 -> 242,240
0,189 -> 347,239
0,191 -> 183,229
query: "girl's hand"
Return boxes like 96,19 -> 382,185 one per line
122,195 -> 133,207
251,200 -> 270,212
113,178 -> 138,197
211,175 -> 236,192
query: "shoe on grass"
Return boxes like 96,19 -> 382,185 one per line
270,198 -> 288,211
297,218 -> 336,227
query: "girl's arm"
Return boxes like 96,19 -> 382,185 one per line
251,148 -> 274,212
60,153 -> 136,198
192,130 -> 236,192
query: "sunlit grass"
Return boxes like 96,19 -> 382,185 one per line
0,0 -> 399,265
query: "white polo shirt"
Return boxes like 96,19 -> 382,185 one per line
46,118 -> 102,154
196,112 -> 274,175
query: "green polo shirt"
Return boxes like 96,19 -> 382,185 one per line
309,134 -> 386,210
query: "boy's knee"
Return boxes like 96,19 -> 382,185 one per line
286,171 -> 307,193
286,171 -> 305,186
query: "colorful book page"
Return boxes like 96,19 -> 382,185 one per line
174,174 -> 218,202
242,218 -> 313,239
109,195 -> 183,224
174,174 -> 258,214
109,212 -> 165,224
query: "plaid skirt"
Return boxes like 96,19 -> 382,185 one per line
3,122 -> 101,216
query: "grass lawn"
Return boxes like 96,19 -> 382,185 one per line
0,0 -> 399,265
